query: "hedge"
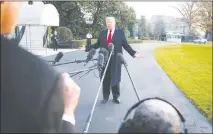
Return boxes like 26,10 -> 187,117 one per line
72,39 -> 97,48
72,38 -> 144,48
48,38 -> 144,49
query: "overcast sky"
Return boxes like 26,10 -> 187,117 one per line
125,2 -> 185,20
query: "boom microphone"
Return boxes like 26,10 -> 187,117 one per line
98,53 -> 104,69
108,43 -> 114,55
117,53 -> 141,101
99,48 -> 109,65
117,53 -> 127,66
52,52 -> 63,65
84,48 -> 96,66
98,53 -> 104,76
83,45 -> 114,134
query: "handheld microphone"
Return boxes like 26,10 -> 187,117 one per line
117,53 -> 140,101
84,48 -> 96,66
52,52 -> 63,65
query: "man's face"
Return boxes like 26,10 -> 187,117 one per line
106,17 -> 115,30
1,2 -> 21,34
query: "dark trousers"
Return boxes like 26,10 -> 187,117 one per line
87,38 -> 91,46
101,61 -> 120,100
53,41 -> 58,51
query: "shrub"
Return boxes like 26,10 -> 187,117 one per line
71,40 -> 85,48
48,27 -> 52,38
47,38 -> 144,49
127,38 -> 144,43
56,27 -> 73,42
71,39 -> 97,48
47,27 -> 75,48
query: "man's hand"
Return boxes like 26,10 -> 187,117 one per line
60,73 -> 80,119
134,52 -> 142,58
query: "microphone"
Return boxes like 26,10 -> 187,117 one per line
82,48 -> 114,134
99,48 -> 109,65
97,53 -> 104,77
84,48 -> 96,66
108,43 -> 114,55
116,53 -> 140,101
98,53 -> 104,69
117,53 -> 127,66
52,52 -> 63,65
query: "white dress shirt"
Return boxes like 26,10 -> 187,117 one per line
62,114 -> 75,125
86,33 -> 92,39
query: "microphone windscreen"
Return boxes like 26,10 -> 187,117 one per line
98,53 -> 104,68
117,53 -> 127,66
108,43 -> 114,52
54,52 -> 63,63
84,48 -> 96,66
87,48 -> 96,60
100,48 -> 109,63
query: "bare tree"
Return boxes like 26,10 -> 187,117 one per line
196,1 -> 212,39
137,15 -> 147,39
173,2 -> 200,35
154,18 -> 165,40
146,23 -> 152,38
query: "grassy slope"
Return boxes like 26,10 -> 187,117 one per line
154,44 -> 212,122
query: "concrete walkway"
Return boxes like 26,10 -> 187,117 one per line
43,42 -> 212,133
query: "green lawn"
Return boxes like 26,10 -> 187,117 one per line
154,44 -> 212,122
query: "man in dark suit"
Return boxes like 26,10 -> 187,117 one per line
1,2 -> 79,133
86,16 -> 141,104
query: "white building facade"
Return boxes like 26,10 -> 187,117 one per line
149,15 -> 190,43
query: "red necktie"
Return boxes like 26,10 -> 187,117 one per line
107,30 -> 112,45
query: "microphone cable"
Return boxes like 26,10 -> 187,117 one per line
74,68 -> 95,81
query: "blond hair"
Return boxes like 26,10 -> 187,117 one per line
106,16 -> 116,24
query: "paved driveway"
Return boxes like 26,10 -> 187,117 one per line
43,42 -> 212,133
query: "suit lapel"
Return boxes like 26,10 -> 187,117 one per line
104,29 -> 108,46
111,28 -> 117,42
104,29 -> 108,40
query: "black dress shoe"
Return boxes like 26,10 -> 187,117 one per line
101,99 -> 108,104
113,98 -> 120,104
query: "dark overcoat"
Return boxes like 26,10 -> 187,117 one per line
1,35 -> 75,133
89,28 -> 136,86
